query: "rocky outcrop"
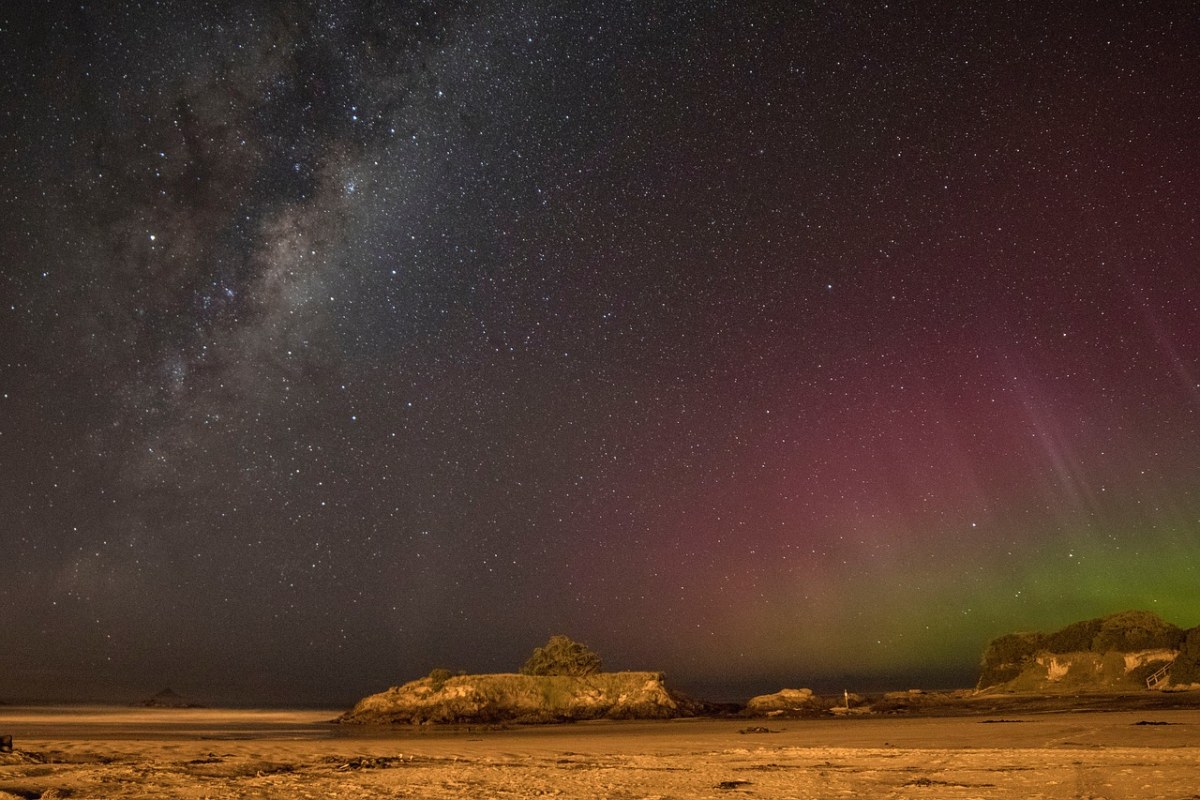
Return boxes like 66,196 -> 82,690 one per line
978,611 -> 1195,692
744,688 -> 821,716
983,649 -> 1177,693
339,671 -> 699,725
745,688 -> 872,717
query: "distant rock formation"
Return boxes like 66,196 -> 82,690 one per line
140,688 -> 203,708
339,671 -> 699,725
744,688 -> 821,716
978,610 -> 1199,692
744,688 -> 871,717
868,688 -> 979,713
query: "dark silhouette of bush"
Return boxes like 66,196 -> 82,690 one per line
427,667 -> 453,691
520,635 -> 603,677
1170,627 -> 1200,685
1092,610 -> 1185,653
1040,612 -> 1184,654
978,631 -> 1046,687
1044,618 -> 1103,653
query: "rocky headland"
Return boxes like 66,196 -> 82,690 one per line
977,610 -> 1200,693
339,671 -> 700,725
338,617 -> 1200,727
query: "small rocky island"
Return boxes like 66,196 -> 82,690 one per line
340,670 -> 697,725
340,635 -> 700,725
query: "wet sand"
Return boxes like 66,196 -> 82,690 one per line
2,705 -> 1199,798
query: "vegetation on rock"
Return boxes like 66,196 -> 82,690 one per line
1044,618 -> 1102,653
519,635 -> 603,677
1091,611 -> 1185,653
338,635 -> 705,725
978,632 -> 1046,687
978,610 -> 1192,691
339,671 -> 693,725
1170,627 -> 1200,685
427,668 -> 454,692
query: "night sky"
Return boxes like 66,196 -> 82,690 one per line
1,1 -> 1197,706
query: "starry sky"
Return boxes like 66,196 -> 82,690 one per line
1,1 -> 1197,705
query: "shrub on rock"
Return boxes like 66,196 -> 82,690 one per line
1044,618 -> 1103,653
1091,610 -> 1185,653
519,635 -> 603,677
978,631 -> 1045,687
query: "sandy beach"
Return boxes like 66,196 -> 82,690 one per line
2,705 -> 1199,798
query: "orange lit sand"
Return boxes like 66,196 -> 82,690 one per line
2,706 -> 1199,798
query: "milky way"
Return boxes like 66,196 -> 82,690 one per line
1,2 -> 1197,704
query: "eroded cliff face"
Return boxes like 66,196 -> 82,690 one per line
339,671 -> 697,725
977,611 -> 1198,692
982,649 -> 1177,693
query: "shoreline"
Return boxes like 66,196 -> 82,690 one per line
4,706 -> 1200,798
